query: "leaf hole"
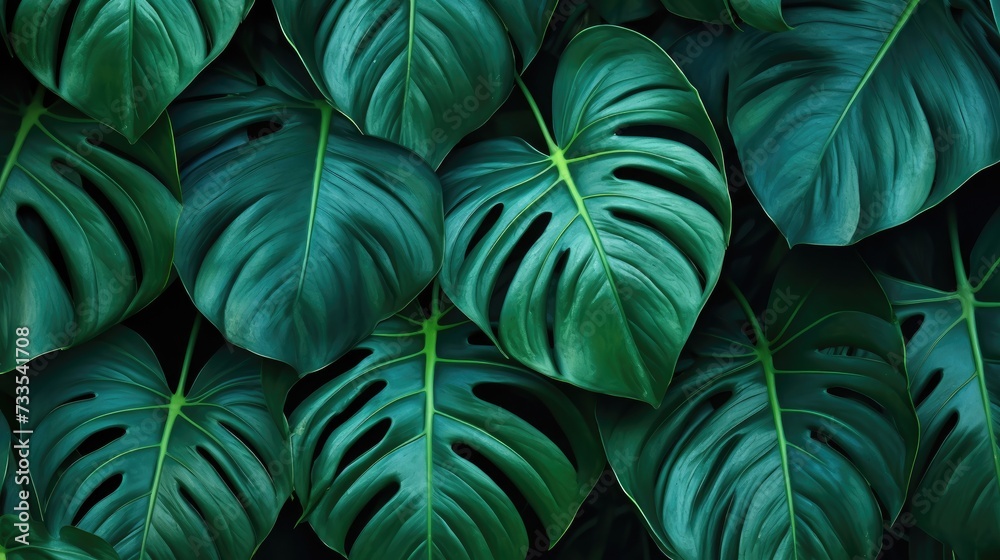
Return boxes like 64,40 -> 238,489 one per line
53,0 -> 84,87
472,383 -> 578,470
900,314 -> 925,345
284,348 -> 375,416
913,368 -> 944,408
72,473 -> 122,526
16,205 -> 74,299
333,418 -> 392,480
466,203 -> 504,258
219,421 -> 268,478
917,412 -> 959,485
76,426 -> 126,456
345,481 -> 400,555
452,441 -> 547,550
178,484 -> 211,532
706,390 -> 732,411
615,125 -> 714,163
488,212 -> 553,332
609,208 -> 707,290
809,428 -> 850,460
826,387 -> 886,415
197,446 -> 240,501
246,119 -> 283,141
310,380 -> 387,467
59,158 -> 144,289
57,391 -> 97,408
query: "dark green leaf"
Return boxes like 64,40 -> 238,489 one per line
729,0 -> 1000,245
273,0 -> 557,167
6,0 -> 253,141
442,25 -> 730,404
27,324 -> 291,560
600,250 -> 919,559
171,58 -> 443,374
877,207 -> 1000,559
291,289 -> 606,560
0,67 -> 180,374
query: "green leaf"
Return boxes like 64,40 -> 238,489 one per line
171,56 -> 443,374
441,25 -> 730,404
877,207 -> 1000,559
660,0 -> 789,31
588,0 -> 662,23
290,288 -> 606,559
599,250 -> 919,559
5,0 -> 253,141
27,321 -> 291,560
0,68 -> 180,374
273,0 -> 557,167
728,0 -> 1000,246
0,516 -> 120,560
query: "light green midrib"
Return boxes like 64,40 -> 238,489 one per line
514,75 -> 649,397
815,0 -> 920,164
948,208 -> 1000,497
422,290 -> 440,560
0,88 -> 46,197
295,103 -> 334,306
729,281 -> 799,560
138,316 -> 201,558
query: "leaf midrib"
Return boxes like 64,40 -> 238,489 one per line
814,0 -> 921,178
729,281 -> 799,560
948,208 -> 1000,498
138,317 -> 201,558
514,75 -> 650,397
294,103 -> 334,306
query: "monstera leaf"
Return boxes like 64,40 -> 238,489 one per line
729,0 -> 1000,246
290,289 -> 606,559
0,66 -> 180,374
588,0 -> 661,23
171,55 -> 443,374
4,0 -> 253,141
660,0 -> 788,30
28,323 -> 291,560
877,207 -> 1000,559
273,0 -> 557,167
599,251 -> 919,559
0,516 -> 120,560
441,25 -> 730,404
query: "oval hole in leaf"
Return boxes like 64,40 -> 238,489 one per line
311,380 -> 388,466
345,481 -> 400,555
472,382 -> 578,470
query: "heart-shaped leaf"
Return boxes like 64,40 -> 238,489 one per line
290,288 -> 605,559
26,322 -> 291,560
273,0 -> 557,167
4,0 -> 253,141
877,207 -> 1000,558
0,65 -> 180,374
441,25 -> 730,404
171,54 -> 443,374
728,0 -> 1000,245
0,516 -> 120,560
599,250 -> 919,559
